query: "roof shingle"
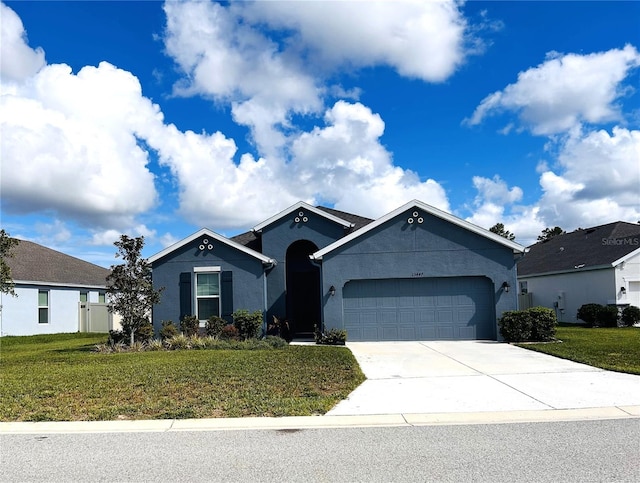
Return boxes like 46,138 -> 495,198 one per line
5,239 -> 110,287
518,221 -> 640,276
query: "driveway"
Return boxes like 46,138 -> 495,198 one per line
328,341 -> 640,416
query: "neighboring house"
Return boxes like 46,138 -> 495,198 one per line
517,222 -> 640,323
150,200 -> 526,341
0,239 -> 113,336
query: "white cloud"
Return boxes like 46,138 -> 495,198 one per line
0,2 -> 45,83
536,127 -> 640,228
0,62 -> 159,232
244,0 -> 467,82
466,45 -> 640,135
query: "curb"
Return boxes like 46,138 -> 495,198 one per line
1,406 -> 638,434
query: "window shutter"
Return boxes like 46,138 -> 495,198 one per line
179,272 -> 191,321
221,271 -> 233,323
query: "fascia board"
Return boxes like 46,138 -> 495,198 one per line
311,199 -> 527,260
611,246 -> 640,267
252,201 -> 353,233
148,228 -> 274,265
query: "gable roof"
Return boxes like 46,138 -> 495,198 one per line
518,221 -> 640,277
252,201 -> 354,233
148,228 -> 275,265
311,200 -> 527,260
5,239 -> 110,288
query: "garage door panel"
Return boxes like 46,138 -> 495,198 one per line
343,277 -> 495,341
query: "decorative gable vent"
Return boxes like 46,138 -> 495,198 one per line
198,238 -> 214,251
407,210 -> 424,224
294,211 -> 309,223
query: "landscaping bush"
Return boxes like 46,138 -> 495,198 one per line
598,306 -> 619,328
577,303 -> 602,327
232,309 -> 263,340
315,327 -> 347,345
107,320 -> 154,345
220,324 -> 240,341
159,320 -> 179,340
621,306 -> 640,327
264,335 -> 288,348
527,307 -> 557,341
180,315 -> 200,337
498,307 -> 557,342
498,310 -> 532,342
205,315 -> 227,338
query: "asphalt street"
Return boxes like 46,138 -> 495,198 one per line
2,419 -> 639,482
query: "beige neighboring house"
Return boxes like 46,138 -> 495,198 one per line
517,222 -> 640,323
0,239 -> 120,336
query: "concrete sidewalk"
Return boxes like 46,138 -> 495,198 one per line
328,341 -> 640,415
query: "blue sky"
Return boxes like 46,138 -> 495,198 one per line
1,1 -> 639,267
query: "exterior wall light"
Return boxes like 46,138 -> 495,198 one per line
329,285 -> 336,296
620,286 -> 626,294
501,281 -> 510,293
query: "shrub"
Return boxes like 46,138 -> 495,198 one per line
315,327 -> 347,345
205,316 -> 227,338
621,306 -> 640,327
498,310 -> 532,342
264,335 -> 288,348
220,324 -> 240,341
577,303 -> 602,327
164,334 -> 192,350
159,320 -> 179,341
598,305 -> 619,328
146,339 -> 164,351
180,315 -> 200,337
527,307 -> 557,341
232,309 -> 263,340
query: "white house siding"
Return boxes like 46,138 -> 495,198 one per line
519,268 -> 615,323
615,252 -> 640,308
0,286 -> 105,336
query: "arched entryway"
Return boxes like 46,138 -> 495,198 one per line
286,240 -> 321,337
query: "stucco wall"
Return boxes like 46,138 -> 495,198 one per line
260,212 -> 347,319
615,252 -> 640,309
0,285 -> 104,336
151,236 -> 266,332
319,208 -> 519,334
519,268 -> 616,323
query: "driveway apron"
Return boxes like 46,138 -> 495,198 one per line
327,341 -> 640,416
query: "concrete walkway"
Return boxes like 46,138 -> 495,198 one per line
1,341 -> 638,434
328,341 -> 640,415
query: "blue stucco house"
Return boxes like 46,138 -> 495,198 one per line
149,200 -> 527,341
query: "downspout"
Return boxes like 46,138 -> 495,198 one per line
309,255 -> 324,332
262,259 -> 276,335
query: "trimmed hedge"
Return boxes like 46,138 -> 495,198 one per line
621,306 -> 640,327
498,307 -> 557,342
577,303 -> 621,328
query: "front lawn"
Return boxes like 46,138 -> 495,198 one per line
0,333 -> 365,421
517,325 -> 640,375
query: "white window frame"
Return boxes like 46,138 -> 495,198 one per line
38,290 -> 49,324
194,267 -> 221,323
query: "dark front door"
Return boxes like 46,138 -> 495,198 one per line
286,240 -> 321,337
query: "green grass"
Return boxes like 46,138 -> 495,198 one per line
517,325 -> 640,375
0,333 -> 365,422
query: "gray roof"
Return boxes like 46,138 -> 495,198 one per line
5,239 -> 110,287
518,221 -> 640,277
231,205 -> 374,249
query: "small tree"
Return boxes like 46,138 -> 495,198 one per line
0,230 -> 19,297
106,235 -> 163,345
489,223 -> 516,241
537,227 -> 565,242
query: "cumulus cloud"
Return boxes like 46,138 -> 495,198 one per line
162,0 -> 471,156
0,62 -> 159,231
0,2 -> 45,83
466,45 -> 640,135
536,127 -> 640,228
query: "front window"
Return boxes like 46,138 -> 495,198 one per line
98,292 -> 106,303
38,290 -> 49,324
196,273 -> 220,321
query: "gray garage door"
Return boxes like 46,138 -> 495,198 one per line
343,277 -> 495,341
